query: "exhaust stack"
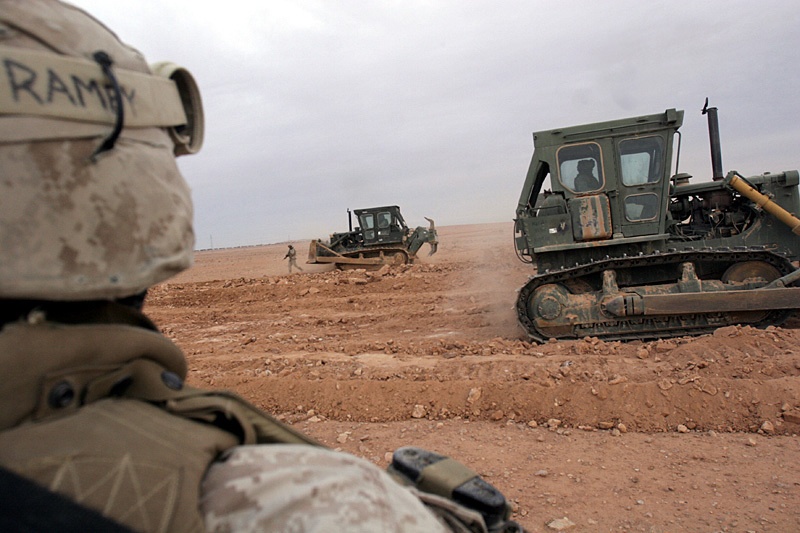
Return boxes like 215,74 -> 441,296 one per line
702,98 -> 724,181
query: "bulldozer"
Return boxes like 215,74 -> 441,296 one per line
514,100 -> 800,342
308,205 -> 438,269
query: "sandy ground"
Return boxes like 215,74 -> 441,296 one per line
146,222 -> 800,532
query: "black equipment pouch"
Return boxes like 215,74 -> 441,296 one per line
389,446 -> 526,533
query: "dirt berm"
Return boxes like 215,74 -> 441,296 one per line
147,222 -> 800,532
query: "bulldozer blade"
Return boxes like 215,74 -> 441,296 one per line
308,239 -> 346,264
306,240 -> 319,264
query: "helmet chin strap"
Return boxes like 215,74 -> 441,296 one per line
90,50 -> 124,161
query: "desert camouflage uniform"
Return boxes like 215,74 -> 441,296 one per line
285,245 -> 303,273
0,2 -> 500,532
202,445 -> 456,532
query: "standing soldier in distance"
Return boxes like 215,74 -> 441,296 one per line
0,2 -> 527,532
284,244 -> 304,273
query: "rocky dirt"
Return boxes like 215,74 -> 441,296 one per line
146,222 -> 800,532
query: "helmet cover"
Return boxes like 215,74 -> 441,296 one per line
0,0 -> 198,300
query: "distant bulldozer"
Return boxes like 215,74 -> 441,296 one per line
308,206 -> 438,269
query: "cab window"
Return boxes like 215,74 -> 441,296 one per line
377,211 -> 392,229
624,193 -> 659,221
557,142 -> 603,193
360,213 -> 375,240
618,136 -> 664,186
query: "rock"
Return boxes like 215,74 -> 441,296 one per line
713,325 -> 739,337
677,424 -> 689,433
490,409 -> 504,421
411,404 -> 427,418
467,387 -> 482,404
367,272 -> 384,281
654,341 -> 676,353
547,418 -> 561,429
527,420 -> 538,428
598,421 -> 615,430
546,517 -> 576,531
760,420 -> 775,434
336,432 -> 350,443
782,410 -> 800,425
700,383 -> 718,396
534,469 -> 549,477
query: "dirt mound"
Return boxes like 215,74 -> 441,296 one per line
147,223 -> 800,531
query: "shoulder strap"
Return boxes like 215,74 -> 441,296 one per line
84,357 -> 321,447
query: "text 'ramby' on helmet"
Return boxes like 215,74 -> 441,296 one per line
0,0 -> 204,301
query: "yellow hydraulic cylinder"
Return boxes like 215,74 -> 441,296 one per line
726,173 -> 800,235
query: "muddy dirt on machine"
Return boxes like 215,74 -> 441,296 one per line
517,249 -> 799,343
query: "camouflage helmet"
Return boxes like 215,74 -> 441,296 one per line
0,0 -> 204,300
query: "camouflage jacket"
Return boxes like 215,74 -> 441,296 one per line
0,304 -> 317,532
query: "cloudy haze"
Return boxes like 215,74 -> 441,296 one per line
69,0 -> 800,249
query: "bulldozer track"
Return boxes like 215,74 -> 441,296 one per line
516,248 -> 797,343
338,247 -> 410,269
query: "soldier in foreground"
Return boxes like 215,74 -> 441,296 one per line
0,1 -> 524,532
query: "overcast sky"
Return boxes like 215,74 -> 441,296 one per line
68,0 -> 800,249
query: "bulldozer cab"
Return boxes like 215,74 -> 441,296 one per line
354,206 -> 408,246
515,109 -> 683,258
